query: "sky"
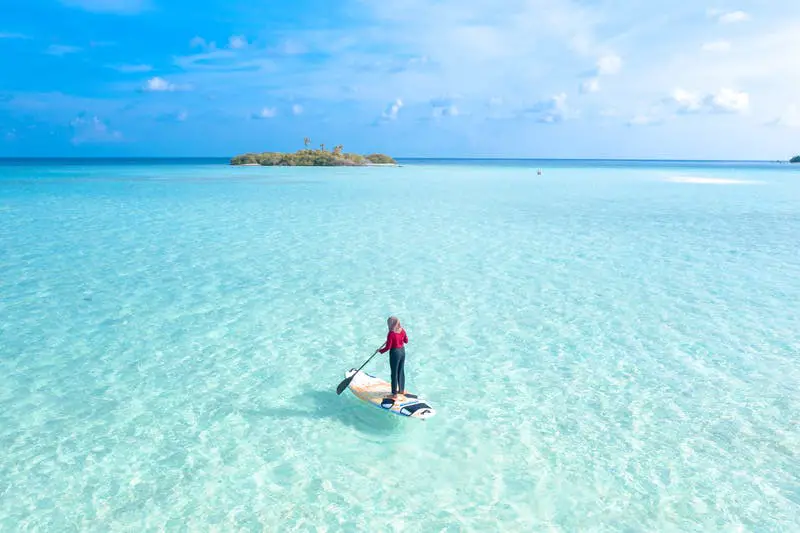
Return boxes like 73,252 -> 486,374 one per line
1,0 -> 799,159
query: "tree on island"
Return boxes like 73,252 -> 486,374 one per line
791,155 -> 800,163
230,138 -> 397,166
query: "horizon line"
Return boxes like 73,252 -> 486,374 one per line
0,156 -> 791,163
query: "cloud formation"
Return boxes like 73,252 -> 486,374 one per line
141,77 -> 189,92
579,53 -> 622,93
671,88 -> 749,114
228,36 -> 247,49
597,54 -> 622,76
70,114 -> 122,144
381,99 -> 404,121
156,110 -> 188,122
429,96 -> 459,118
718,11 -> 750,24
252,107 -> 277,119
524,93 -> 570,124
580,78 -> 600,94
3,0 -> 800,158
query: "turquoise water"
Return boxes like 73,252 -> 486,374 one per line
1,159 -> 799,531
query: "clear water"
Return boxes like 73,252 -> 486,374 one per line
1,159 -> 799,531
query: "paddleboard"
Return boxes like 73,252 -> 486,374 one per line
344,369 -> 436,420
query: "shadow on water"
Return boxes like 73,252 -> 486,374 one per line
245,389 -> 405,439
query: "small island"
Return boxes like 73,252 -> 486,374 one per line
231,138 -> 397,167
790,155 -> 800,164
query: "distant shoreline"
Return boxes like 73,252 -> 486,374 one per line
235,162 -> 399,167
230,146 -> 397,167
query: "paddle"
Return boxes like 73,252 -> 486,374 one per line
336,346 -> 382,395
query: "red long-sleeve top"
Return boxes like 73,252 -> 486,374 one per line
379,329 -> 408,353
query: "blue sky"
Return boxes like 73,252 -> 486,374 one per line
1,0 -> 799,159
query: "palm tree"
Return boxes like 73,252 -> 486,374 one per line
304,137 -> 310,148
333,145 -> 343,155
320,143 -> 325,151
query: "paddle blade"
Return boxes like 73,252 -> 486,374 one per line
336,348 -> 379,395
336,375 -> 353,395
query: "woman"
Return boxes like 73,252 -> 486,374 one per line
378,316 -> 413,400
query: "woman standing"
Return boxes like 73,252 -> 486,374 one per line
379,316 -> 411,400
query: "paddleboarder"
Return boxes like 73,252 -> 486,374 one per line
379,316 -> 410,400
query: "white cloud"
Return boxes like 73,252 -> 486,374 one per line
45,45 -> 81,56
190,36 -> 215,50
597,54 -> 622,75
251,107 -> 277,119
579,54 -> 620,94
228,35 -> 247,49
141,77 -> 189,92
430,95 -> 460,118
672,88 -> 704,113
718,11 -> 750,24
708,88 -> 749,113
580,78 -> 600,93
292,104 -> 303,115
381,99 -> 404,120
702,40 -> 731,53
237,0 -> 609,108
0,32 -> 29,39
670,87 -> 749,114
524,93 -> 570,123
59,0 -> 149,14
432,105 -> 459,118
32,0 -> 793,156
111,64 -> 152,73
69,114 -> 123,144
156,110 -> 189,122
144,77 -> 174,91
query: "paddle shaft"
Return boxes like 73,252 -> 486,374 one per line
336,346 -> 383,395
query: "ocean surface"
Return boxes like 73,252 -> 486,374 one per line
1,158 -> 798,532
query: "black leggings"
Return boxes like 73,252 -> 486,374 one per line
389,347 -> 405,394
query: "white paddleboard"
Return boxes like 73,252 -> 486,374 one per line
345,369 -> 436,420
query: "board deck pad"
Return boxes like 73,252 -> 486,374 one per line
345,369 -> 436,420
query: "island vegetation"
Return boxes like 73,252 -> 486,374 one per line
230,138 -> 397,166
790,155 -> 800,164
